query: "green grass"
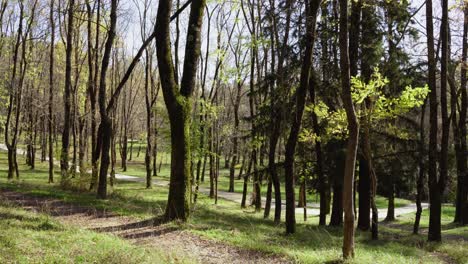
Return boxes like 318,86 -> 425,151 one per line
119,156 -> 411,209
0,200 -> 190,263
0,150 -> 466,263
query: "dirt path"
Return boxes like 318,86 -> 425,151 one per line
0,189 -> 291,264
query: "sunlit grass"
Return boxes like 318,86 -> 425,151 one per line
0,150 -> 466,263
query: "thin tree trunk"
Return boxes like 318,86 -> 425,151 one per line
340,0 -> 359,258
414,102 -> 425,233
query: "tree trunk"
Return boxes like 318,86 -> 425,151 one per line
426,0 -> 441,242
96,0 -> 117,199
61,0 -> 75,185
155,0 -> 206,221
455,1 -> 468,225
339,0 -> 359,258
330,175 -> 343,226
241,155 -> 253,208
283,0 -> 321,235
357,157 -> 370,230
48,0 -> 55,183
145,50 -> 152,189
385,183 -> 395,221
414,102 -> 425,234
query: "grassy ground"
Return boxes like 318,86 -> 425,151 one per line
1,151 -> 466,263
117,154 -> 410,209
0,199 -> 188,264
31,142 -> 410,208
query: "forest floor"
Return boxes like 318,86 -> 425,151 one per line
0,189 -> 289,264
0,149 -> 467,263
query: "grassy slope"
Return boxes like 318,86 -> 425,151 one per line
0,151 -> 466,263
0,200 -> 189,264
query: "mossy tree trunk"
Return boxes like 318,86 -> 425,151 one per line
155,0 -> 206,221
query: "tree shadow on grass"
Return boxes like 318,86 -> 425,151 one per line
92,215 -> 166,232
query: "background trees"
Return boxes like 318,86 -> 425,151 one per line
0,0 -> 467,261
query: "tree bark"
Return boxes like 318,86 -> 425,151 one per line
155,0 -> 206,221
426,0 -> 442,242
48,0 -> 55,183
455,0 -> 468,225
61,0 -> 75,185
414,102 -> 426,234
340,0 -> 359,258
283,0 -> 321,234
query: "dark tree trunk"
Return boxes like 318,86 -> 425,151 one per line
455,1 -> 468,225
357,157 -> 370,230
5,1 -> 26,180
96,0 -> 117,199
241,155 -> 253,208
48,0 -> 55,184
330,178 -> 343,226
86,0 -> 99,191
283,0 -> 321,235
61,0 -> 75,185
228,93 -> 240,193
426,0 -> 442,242
385,183 -> 395,221
145,50 -> 153,189
414,102 -> 425,234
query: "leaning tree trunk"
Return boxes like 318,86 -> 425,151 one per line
283,0 -> 321,234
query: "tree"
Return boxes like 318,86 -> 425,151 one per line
426,0 -> 442,242
48,0 -> 55,183
339,0 -> 359,258
264,0 -> 293,223
61,0 -> 75,184
454,0 -> 468,226
155,0 -> 206,220
95,0 -> 159,199
283,0 -> 321,234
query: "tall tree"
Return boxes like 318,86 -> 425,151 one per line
155,0 -> 206,220
339,0 -> 359,258
283,0 -> 321,234
95,0 -> 159,199
454,0 -> 468,225
426,0 -> 442,242
48,0 -> 55,183
264,0 -> 293,223
61,0 -> 75,184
